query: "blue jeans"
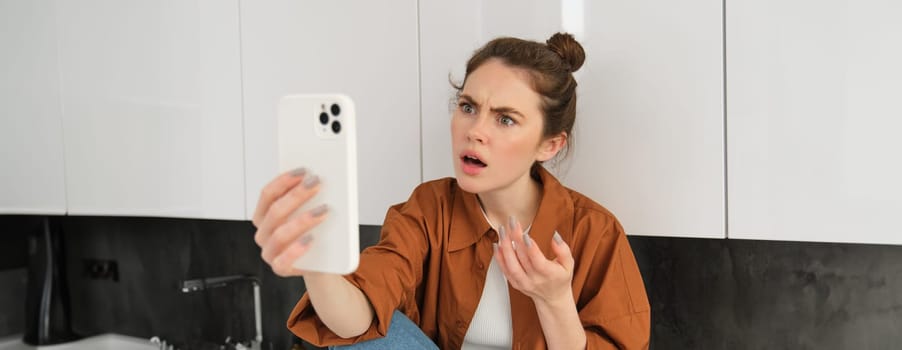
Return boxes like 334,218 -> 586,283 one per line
330,310 -> 439,350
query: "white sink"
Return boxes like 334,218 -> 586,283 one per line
0,334 -> 157,350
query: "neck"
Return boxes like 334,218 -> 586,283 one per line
477,169 -> 543,231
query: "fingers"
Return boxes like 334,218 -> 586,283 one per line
494,220 -> 576,303
496,217 -> 536,292
254,174 -> 322,246
261,204 -> 329,263
252,168 -> 328,278
510,219 -> 536,274
551,231 -> 575,272
496,224 -> 528,284
494,218 -> 573,280
523,231 -> 561,276
252,168 -> 307,228
269,234 -> 315,277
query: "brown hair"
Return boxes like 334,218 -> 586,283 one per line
452,32 -> 586,163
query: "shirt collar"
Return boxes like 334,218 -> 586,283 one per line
448,166 -> 575,252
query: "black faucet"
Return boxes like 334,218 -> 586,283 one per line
24,217 -> 77,345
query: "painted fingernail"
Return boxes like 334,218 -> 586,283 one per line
508,215 -> 517,231
523,232 -> 532,248
302,175 -> 320,189
290,167 -> 307,177
499,226 -> 506,240
553,231 -> 564,244
299,234 -> 314,246
310,204 -> 329,217
511,240 -> 517,250
493,243 -> 499,252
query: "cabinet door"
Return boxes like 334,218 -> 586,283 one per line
727,0 -> 902,244
241,1 -> 421,225
420,0 -> 725,238
58,0 -> 245,220
0,0 -> 67,215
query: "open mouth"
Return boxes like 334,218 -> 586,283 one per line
462,155 -> 487,168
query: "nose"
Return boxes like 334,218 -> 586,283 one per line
466,114 -> 490,144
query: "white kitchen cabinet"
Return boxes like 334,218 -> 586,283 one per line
0,0 -> 67,215
419,0 -> 725,238
57,0 -> 246,220
241,1 -> 421,225
727,0 -> 902,244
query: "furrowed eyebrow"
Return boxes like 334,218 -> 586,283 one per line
492,106 -> 525,119
459,94 -> 526,119
458,94 -> 480,109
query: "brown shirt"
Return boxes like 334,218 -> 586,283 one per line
287,167 -> 651,349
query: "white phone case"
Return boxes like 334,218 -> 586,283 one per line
277,94 -> 359,274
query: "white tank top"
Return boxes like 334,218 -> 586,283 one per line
462,208 -> 531,349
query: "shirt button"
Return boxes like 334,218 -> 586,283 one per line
477,262 -> 485,270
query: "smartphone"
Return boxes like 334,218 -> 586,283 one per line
277,94 -> 359,274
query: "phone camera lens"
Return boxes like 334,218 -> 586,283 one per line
330,103 -> 341,117
331,120 -> 342,134
319,112 -> 329,125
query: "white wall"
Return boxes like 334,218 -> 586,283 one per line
241,1 -> 421,225
57,0 -> 246,220
4,0 -> 901,245
727,0 -> 902,244
0,0 -> 67,215
420,0 -> 726,238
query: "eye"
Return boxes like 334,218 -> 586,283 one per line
459,102 -> 476,115
499,115 -> 516,126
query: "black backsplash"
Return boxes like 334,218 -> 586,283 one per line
2,215 -> 901,349
0,269 -> 26,339
60,216 -> 311,350
0,215 -> 31,339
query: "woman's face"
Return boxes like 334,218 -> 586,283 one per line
451,58 -> 562,194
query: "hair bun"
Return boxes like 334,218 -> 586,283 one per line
546,32 -> 585,73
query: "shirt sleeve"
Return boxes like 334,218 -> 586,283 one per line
285,187 -> 434,347
576,214 -> 651,350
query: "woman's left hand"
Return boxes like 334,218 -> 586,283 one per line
494,216 -> 575,305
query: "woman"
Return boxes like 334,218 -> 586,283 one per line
253,33 -> 650,349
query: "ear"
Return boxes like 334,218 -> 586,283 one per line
536,132 -> 567,162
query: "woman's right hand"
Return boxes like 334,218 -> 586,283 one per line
252,168 -> 329,277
